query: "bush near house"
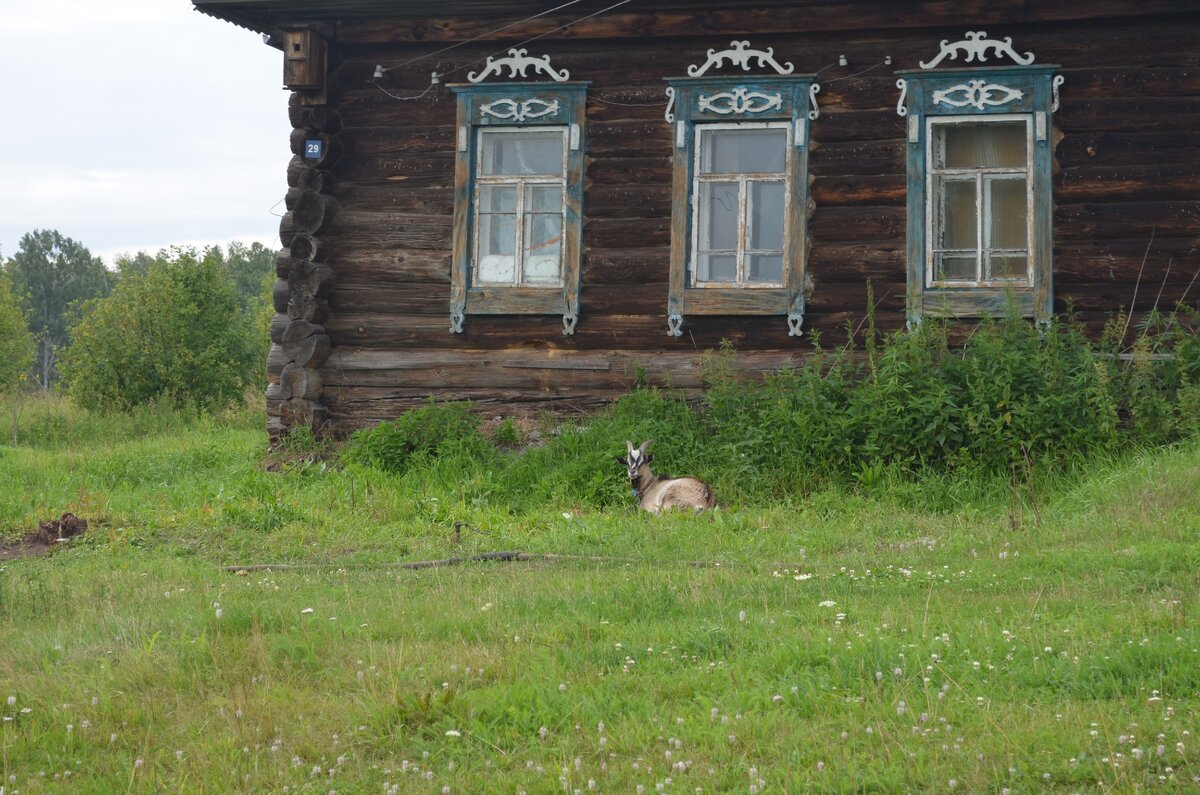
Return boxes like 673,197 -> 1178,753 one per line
343,309 -> 1200,507
60,249 -> 262,411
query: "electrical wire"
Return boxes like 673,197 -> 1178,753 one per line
376,0 -> 590,75
440,0 -> 639,81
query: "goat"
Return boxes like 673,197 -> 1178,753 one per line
617,439 -> 716,514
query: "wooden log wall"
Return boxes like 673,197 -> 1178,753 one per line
267,5 -> 1200,434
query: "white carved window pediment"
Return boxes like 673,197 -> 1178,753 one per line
697,88 -> 783,115
480,97 -> 561,122
467,48 -> 570,83
932,80 -> 1024,111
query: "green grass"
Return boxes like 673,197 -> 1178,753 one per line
1,395 -> 1198,792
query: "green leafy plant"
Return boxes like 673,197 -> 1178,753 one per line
59,248 -> 260,411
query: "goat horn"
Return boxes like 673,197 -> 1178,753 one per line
626,440 -> 635,455
639,440 -> 654,453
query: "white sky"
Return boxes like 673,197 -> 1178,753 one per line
0,0 -> 290,266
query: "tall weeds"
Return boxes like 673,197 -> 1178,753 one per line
342,309 -> 1200,508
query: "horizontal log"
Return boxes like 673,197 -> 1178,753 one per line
810,206 -> 906,241
1057,131 -> 1200,169
586,156 -> 673,186
267,344 -> 287,378
288,93 -> 341,132
584,184 -> 672,220
324,389 -> 630,423
810,139 -> 905,176
582,249 -> 671,285
334,3 -> 1200,44
337,155 -> 455,188
1056,98 -> 1200,134
1056,201 -> 1200,240
324,310 -> 878,351
812,109 -> 907,145
288,292 -> 331,323
275,253 -> 294,279
809,243 -> 907,282
326,209 -> 453,250
280,362 -> 324,400
1055,162 -> 1200,204
325,246 -> 451,282
289,232 -> 323,262
288,260 -> 336,296
338,124 -> 454,156
811,174 -> 906,207
1054,238 -> 1200,284
292,191 -> 338,235
334,184 -> 455,216
268,397 -> 329,428
584,217 -> 672,249
281,319 -> 333,368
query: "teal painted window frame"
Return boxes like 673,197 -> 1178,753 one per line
897,65 -> 1060,324
664,75 -> 818,338
448,82 -> 588,335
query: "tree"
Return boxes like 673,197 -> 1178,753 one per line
5,230 -> 110,389
60,248 -> 260,411
0,274 -> 35,393
221,241 -> 276,312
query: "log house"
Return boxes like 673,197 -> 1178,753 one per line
192,0 -> 1200,437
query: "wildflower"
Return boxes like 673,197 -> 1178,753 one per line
5,697 -> 14,706
445,730 -> 461,737
301,608 -> 314,615
738,610 -> 746,622
819,600 -> 836,608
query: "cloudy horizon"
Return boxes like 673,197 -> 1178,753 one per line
1,0 -> 291,267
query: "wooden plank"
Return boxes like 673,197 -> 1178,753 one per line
810,173 -> 906,207
334,184 -> 454,216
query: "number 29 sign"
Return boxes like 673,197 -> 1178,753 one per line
304,139 -> 324,160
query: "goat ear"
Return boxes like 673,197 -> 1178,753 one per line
614,456 -> 626,466
639,439 -> 655,454
626,440 -> 635,455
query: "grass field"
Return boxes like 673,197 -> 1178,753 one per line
1,395 -> 1198,792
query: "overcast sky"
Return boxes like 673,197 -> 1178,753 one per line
0,0 -> 289,266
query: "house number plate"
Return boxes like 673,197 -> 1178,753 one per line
304,140 -> 323,159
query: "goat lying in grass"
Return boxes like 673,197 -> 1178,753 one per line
618,440 -> 716,514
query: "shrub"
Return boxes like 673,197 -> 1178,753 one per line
342,402 -> 493,475
59,250 -> 260,411
0,274 -> 35,393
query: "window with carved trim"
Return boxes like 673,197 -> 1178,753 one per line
664,42 -> 818,338
897,32 -> 1062,323
449,49 -> 587,335
693,123 -> 789,288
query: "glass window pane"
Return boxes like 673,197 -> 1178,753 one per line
477,213 -> 516,284
480,185 -> 516,213
749,181 -> 785,251
698,182 -> 739,252
529,185 -> 563,213
748,254 -> 783,284
937,123 -> 1027,169
696,254 -> 737,284
989,254 -> 1028,281
936,178 -> 977,250
523,214 -> 562,285
936,254 -> 976,282
988,177 -> 1028,250
700,128 -> 787,174
481,131 -> 564,176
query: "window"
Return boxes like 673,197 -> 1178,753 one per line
474,129 -> 566,287
449,54 -> 586,335
897,34 -> 1062,323
665,49 -> 818,337
928,117 -> 1031,288
692,124 -> 789,288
